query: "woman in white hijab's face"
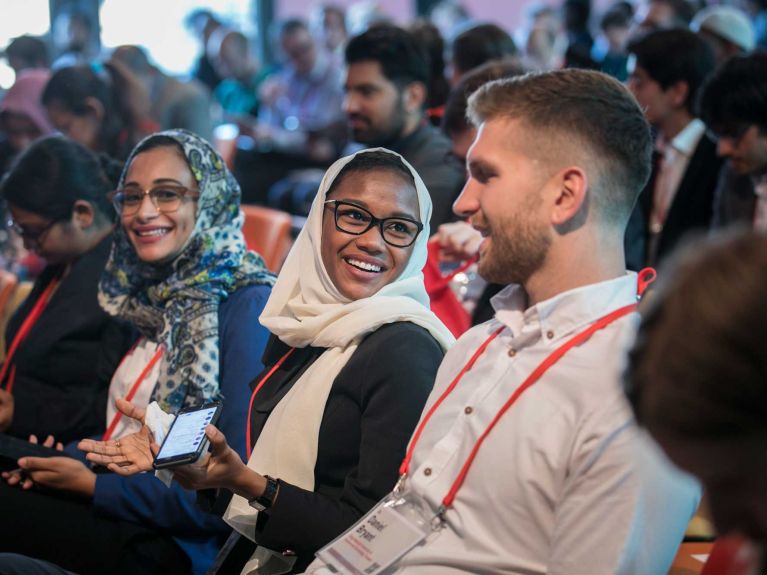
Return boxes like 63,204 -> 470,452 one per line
320,166 -> 422,301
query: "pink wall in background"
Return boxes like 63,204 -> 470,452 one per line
276,0 -> 623,37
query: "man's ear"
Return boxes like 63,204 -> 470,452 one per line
550,166 -> 589,230
83,96 -> 105,123
402,81 -> 427,113
666,80 -> 690,110
72,200 -> 96,230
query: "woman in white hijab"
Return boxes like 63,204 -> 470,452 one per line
82,148 -> 454,574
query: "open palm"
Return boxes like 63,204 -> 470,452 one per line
77,399 -> 156,475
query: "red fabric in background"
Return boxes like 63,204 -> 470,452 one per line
423,240 -> 473,338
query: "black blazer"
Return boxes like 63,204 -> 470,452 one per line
625,133 -> 723,270
3,234 -> 135,444
711,162 -> 757,229
211,321 -> 444,574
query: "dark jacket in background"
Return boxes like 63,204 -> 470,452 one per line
389,123 -> 466,230
4,234 -> 135,444
625,134 -> 722,270
711,162 -> 757,229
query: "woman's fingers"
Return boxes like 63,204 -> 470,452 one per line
87,452 -> 132,466
78,438 -> 121,456
116,398 -> 146,423
205,424 -> 229,456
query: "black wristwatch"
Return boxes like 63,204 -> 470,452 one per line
248,475 -> 279,511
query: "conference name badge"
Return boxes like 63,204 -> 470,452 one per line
315,489 -> 440,575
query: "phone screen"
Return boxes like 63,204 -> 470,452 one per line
155,405 -> 218,461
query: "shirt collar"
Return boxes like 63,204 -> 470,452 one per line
491,273 -> 638,343
666,118 -> 706,158
754,174 -> 767,198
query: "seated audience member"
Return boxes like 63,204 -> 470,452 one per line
81,148 -> 453,574
344,25 -> 465,228
255,19 -> 345,160
233,19 -> 346,205
430,0 -> 473,42
2,35 -> 49,74
307,69 -> 700,575
0,130 -> 274,575
594,4 -> 633,81
625,230 -> 767,575
562,0 -> 597,69
691,5 -> 756,66
519,4 -> 568,72
0,69 -> 54,276
207,29 -> 263,122
51,8 -> 99,69
0,69 -> 53,178
42,63 -> 151,160
110,45 -> 213,141
698,53 -> 767,231
441,59 -> 525,166
449,23 -> 518,85
309,3 -> 348,68
409,20 -> 451,120
184,8 -> 225,93
625,29 -> 720,269
634,0 -> 696,32
0,136 -> 134,445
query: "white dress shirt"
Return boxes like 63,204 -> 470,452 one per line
379,274 -> 700,575
752,175 -> 767,232
650,118 -> 707,237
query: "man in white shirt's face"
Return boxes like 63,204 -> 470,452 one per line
453,69 -> 652,304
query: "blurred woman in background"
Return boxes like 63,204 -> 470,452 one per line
0,135 -> 134,445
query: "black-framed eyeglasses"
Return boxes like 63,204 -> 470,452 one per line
108,184 -> 200,216
7,217 -> 60,246
324,200 -> 423,248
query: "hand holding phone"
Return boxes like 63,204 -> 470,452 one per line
152,402 -> 222,470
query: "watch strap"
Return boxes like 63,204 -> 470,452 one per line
248,475 -> 279,511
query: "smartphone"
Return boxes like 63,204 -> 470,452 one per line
152,401 -> 222,470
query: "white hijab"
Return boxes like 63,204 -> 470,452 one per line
224,148 -> 454,547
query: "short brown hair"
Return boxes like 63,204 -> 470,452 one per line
467,69 -> 652,225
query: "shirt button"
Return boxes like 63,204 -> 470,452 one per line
508,348 -> 516,357
464,406 -> 473,415
424,467 -> 432,476
546,330 -> 555,339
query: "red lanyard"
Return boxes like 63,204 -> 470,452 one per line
102,338 -> 165,441
245,347 -> 296,459
400,269 -> 656,513
0,276 -> 61,393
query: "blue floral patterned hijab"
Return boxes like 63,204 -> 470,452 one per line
99,129 -> 275,412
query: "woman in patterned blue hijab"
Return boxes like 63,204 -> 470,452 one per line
99,129 -> 275,412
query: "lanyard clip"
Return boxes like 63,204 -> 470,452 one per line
393,474 -> 408,495
431,505 -> 447,531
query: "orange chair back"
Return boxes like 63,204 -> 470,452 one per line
240,205 -> 293,272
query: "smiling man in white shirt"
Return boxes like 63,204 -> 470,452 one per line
307,68 -> 700,575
